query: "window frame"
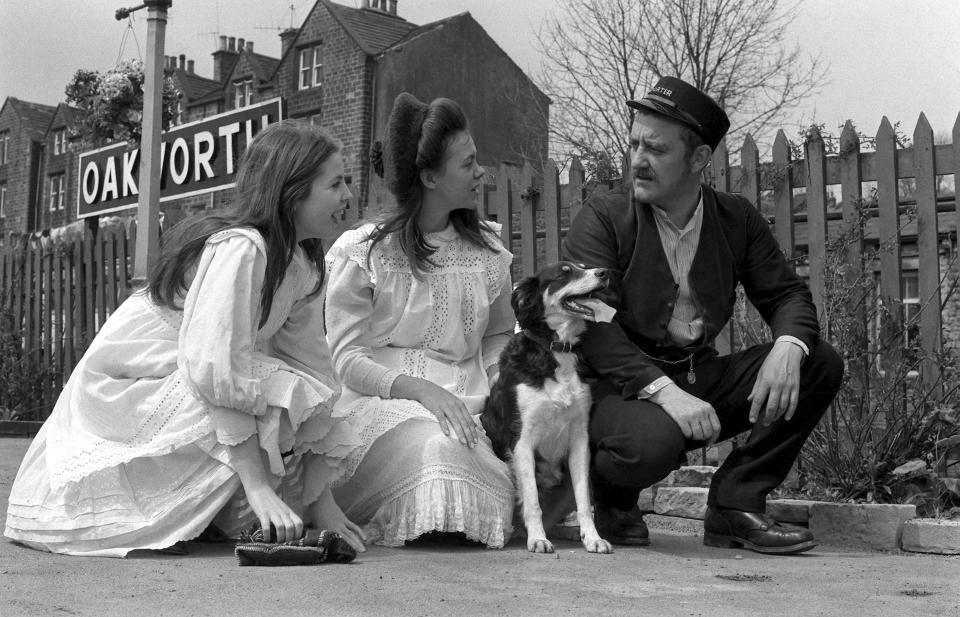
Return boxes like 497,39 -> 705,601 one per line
48,174 -> 65,212
298,44 -> 323,90
234,78 -> 253,109
0,131 -> 9,164
0,183 -> 6,218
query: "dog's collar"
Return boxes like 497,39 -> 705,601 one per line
522,330 -> 577,353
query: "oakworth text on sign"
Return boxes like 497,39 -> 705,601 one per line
76,98 -> 283,218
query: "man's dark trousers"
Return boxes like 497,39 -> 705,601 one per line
589,340 -> 844,513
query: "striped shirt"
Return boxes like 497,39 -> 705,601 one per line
651,196 -> 705,347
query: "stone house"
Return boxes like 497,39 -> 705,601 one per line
0,0 -> 549,232
0,98 -> 57,234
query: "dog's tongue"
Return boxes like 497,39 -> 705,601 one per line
574,298 -> 616,323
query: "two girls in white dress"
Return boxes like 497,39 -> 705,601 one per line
4,93 -> 517,556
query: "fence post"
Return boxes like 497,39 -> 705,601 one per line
913,113 -> 942,389
772,130 -> 796,261
568,156 -> 585,223
519,161 -> 538,278
803,126 -> 828,324
711,137 -> 733,356
839,120 -> 868,419
740,134 -> 760,208
495,162 -> 515,256
875,117 -> 903,422
542,159 -> 561,264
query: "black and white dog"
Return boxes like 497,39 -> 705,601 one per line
482,262 -> 613,554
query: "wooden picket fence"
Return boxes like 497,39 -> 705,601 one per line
1,114 -> 957,431
0,221 -> 134,428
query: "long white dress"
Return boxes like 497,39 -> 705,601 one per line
3,228 -> 359,557
325,222 -> 515,548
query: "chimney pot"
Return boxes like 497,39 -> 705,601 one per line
219,35 -> 227,50
362,0 -> 370,7
228,36 -> 236,51
187,59 -> 195,73
237,38 -> 245,52
179,54 -> 186,69
246,41 -> 254,52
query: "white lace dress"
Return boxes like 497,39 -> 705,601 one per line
4,228 -> 359,557
325,222 -> 515,547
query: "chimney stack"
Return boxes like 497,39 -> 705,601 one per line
280,28 -> 298,57
214,35 -> 242,83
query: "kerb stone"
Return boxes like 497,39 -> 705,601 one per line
767,499 -> 822,525
808,503 -> 916,550
654,487 -> 709,520
671,466 -> 716,487
901,518 -> 960,554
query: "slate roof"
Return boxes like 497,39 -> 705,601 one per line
323,0 -> 416,55
173,69 -> 221,101
244,52 -> 281,84
6,98 -> 57,140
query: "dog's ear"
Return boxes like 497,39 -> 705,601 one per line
511,275 -> 542,328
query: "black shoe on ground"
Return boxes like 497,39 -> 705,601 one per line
547,505 -> 650,546
703,506 -> 817,555
594,504 -> 650,546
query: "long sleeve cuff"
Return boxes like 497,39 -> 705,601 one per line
377,368 -> 402,399
775,335 -> 809,356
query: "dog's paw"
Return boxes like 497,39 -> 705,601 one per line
582,535 -> 614,554
527,537 -> 555,553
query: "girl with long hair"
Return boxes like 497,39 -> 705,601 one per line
5,120 -> 366,556
324,93 -> 515,547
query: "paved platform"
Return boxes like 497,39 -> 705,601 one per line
2,437 -> 959,617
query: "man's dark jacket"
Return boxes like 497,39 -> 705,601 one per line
562,183 -> 820,399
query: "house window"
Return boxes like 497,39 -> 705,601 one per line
901,271 -> 920,350
234,79 -> 253,108
298,45 -> 323,90
0,131 -> 9,164
0,183 -> 6,218
53,129 -> 68,155
48,174 -> 65,211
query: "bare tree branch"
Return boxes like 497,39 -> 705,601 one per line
536,0 -> 828,180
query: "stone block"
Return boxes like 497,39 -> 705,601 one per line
671,466 -> 717,487
654,486 -> 709,520
808,503 -> 916,550
901,518 -> 960,554
637,487 -> 656,512
766,499 -> 822,525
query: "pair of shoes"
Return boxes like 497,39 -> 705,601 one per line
235,527 -> 357,567
594,504 -> 650,546
703,506 -> 817,555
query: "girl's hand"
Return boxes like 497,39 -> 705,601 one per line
306,489 -> 367,553
244,483 -> 303,543
396,376 -> 478,447
227,435 -> 303,542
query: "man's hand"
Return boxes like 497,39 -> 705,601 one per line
748,340 -> 804,426
651,383 -> 721,444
